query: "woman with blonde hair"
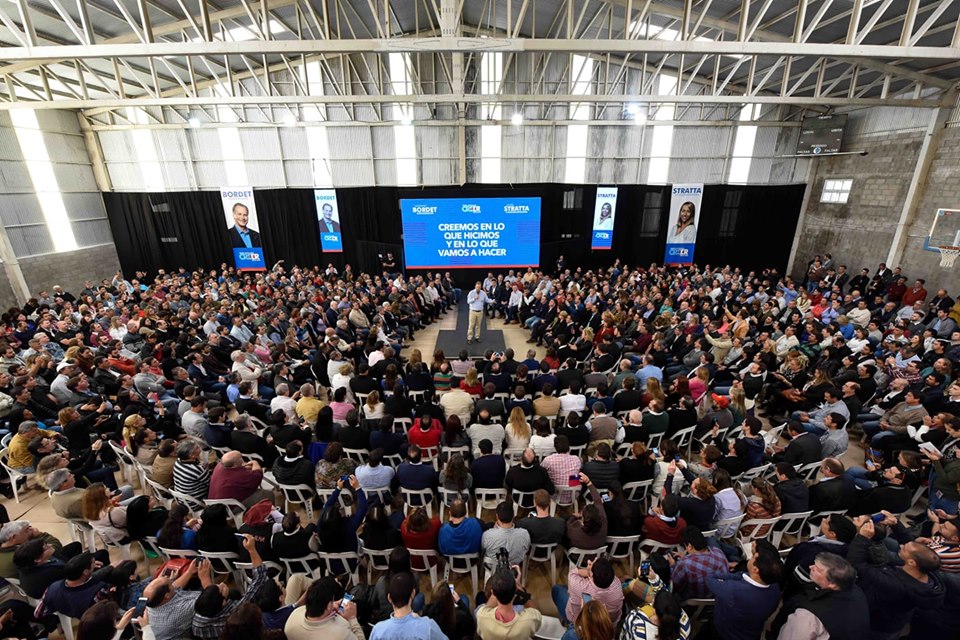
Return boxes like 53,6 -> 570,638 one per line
330,362 -> 355,403
504,406 -> 531,449
729,385 -> 748,424
405,348 -> 423,376
460,367 -> 482,395
362,389 -> 384,421
646,378 -> 666,406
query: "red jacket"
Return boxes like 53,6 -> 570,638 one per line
642,515 -> 687,545
401,517 -> 441,568
902,286 -> 928,306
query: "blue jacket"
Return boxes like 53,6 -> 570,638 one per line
438,518 -> 484,555
706,572 -> 781,640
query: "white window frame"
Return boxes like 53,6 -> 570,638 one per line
820,179 -> 852,204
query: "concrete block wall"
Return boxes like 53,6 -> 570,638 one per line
18,244 -> 121,299
793,130 -> 924,279
900,127 -> 960,285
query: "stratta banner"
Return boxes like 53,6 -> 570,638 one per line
664,183 -> 703,265
591,186 -> 618,250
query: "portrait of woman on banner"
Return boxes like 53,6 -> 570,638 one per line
594,202 -> 615,230
667,201 -> 697,243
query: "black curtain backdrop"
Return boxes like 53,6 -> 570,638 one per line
102,183 -> 805,279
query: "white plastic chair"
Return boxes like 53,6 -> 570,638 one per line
0,448 -> 29,503
408,548 -> 440,584
343,448 -> 370,463
622,480 -> 654,507
606,534 -> 641,573
770,510 -> 813,549
738,516 -> 782,543
474,488 -> 508,518
712,514 -> 746,539
400,487 -> 434,517
511,490 -> 547,515
524,542 -> 559,583
108,442 -> 138,487
360,546 -> 393,584
203,498 -> 248,529
280,554 -> 324,580
278,483 -> 316,521
168,488 -> 206,516
445,552 -> 481,595
317,551 -> 361,586
566,546 -> 607,569
796,461 -> 822,482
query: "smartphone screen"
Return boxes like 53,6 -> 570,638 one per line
135,597 -> 148,616
339,593 -> 355,611
640,561 -> 650,575
448,584 -> 456,595
568,475 -> 580,487
601,493 -> 611,503
652,448 -> 660,457
341,474 -> 351,483
871,513 -> 885,524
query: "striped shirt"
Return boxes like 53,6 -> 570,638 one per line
173,459 -> 211,499
929,538 -> 960,573
619,575 -> 691,640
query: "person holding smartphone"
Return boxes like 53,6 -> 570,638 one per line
284,576 -> 364,640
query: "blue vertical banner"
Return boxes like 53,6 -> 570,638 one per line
663,183 -> 703,265
591,187 -> 618,250
314,189 -> 343,253
220,186 -> 266,270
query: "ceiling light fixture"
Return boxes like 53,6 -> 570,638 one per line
511,112 -> 523,126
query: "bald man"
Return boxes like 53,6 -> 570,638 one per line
207,451 -> 274,507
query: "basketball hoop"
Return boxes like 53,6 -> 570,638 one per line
938,245 -> 960,268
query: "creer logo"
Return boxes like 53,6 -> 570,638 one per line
667,247 -> 690,257
238,251 -> 262,261
595,232 -> 611,239
322,234 -> 340,242
461,204 -> 481,213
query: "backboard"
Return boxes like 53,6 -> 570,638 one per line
925,208 -> 960,251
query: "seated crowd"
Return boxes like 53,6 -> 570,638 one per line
0,257 -> 956,640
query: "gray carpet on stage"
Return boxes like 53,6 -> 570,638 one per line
434,299 -> 505,357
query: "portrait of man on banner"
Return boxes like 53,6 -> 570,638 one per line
318,201 -> 341,233
227,201 -> 262,248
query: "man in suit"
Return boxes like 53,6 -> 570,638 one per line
228,202 -> 262,248
809,458 -> 858,513
772,420 -> 823,466
317,203 -> 341,233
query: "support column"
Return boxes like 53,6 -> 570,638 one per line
887,89 -> 956,266
77,112 -> 113,191
0,226 -> 31,304
786,156 -> 817,278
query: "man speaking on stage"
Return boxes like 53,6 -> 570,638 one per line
466,282 -> 490,344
